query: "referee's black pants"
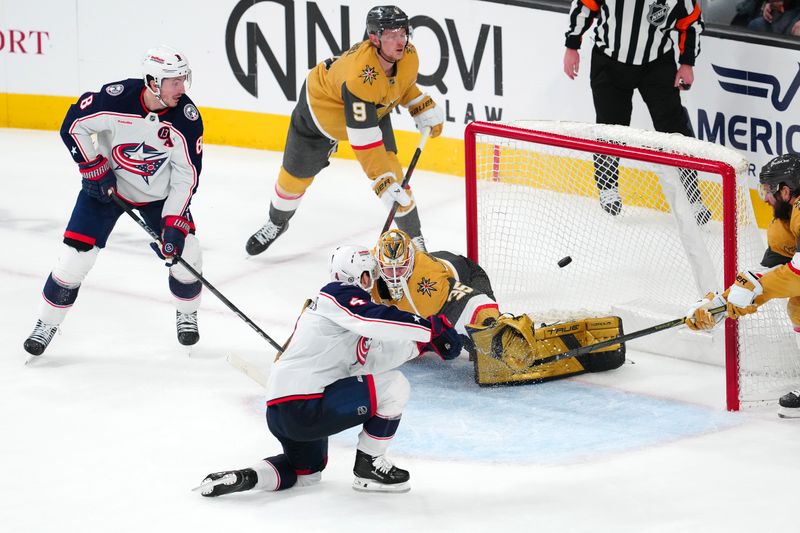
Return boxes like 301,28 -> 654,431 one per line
588,47 -> 700,203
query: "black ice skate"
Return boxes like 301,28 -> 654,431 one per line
176,311 -> 199,346
246,219 -> 289,256
193,468 -> 258,497
352,450 -> 410,493
778,389 -> 800,419
23,320 -> 59,356
598,188 -> 622,216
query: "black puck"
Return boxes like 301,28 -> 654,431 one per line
558,256 -> 572,268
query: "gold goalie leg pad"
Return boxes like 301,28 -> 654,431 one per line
468,315 -> 626,386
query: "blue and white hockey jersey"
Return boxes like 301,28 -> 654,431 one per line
266,282 -> 433,404
60,78 -> 203,219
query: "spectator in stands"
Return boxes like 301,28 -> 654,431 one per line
745,1 -> 800,35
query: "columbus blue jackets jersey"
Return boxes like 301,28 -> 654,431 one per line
60,78 -> 203,219
266,282 -> 432,404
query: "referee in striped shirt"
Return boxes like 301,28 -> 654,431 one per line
563,0 -> 710,224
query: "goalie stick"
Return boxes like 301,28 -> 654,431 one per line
381,126 -> 431,234
528,305 -> 728,368
110,193 -> 283,352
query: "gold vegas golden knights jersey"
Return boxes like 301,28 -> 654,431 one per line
754,201 -> 800,310
305,40 -> 423,180
371,251 -> 455,318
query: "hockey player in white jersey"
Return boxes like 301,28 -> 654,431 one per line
195,245 -> 462,496
23,46 -> 204,356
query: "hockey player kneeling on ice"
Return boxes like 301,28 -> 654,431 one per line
371,229 -> 625,385
23,46 -> 204,357
685,153 -> 800,418
195,245 -> 461,496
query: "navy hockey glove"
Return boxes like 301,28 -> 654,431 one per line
157,215 -> 191,259
418,314 -> 463,360
79,155 -> 116,203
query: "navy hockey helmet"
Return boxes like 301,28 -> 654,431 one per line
366,5 -> 410,38
759,153 -> 800,199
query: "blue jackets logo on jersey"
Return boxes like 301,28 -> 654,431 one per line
105,84 -> 125,96
111,142 -> 168,184
356,337 -> 371,365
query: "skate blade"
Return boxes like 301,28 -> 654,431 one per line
777,407 -> 800,419
191,473 -> 237,495
352,477 -> 410,493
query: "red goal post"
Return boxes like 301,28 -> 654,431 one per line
464,120 -> 800,411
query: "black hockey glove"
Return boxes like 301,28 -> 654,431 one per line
418,314 -> 462,360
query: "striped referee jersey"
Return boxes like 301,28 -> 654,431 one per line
565,0 -> 704,66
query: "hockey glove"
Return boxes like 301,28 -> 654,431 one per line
685,292 -> 727,331
156,215 -> 191,259
407,94 -> 444,138
79,155 -> 116,203
725,271 -> 762,319
372,172 -> 411,211
418,314 -> 462,360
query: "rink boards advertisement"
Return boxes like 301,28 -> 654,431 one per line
0,0 -> 797,187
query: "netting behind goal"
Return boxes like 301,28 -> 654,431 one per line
464,120 -> 800,410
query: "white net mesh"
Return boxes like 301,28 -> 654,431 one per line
467,120 -> 800,408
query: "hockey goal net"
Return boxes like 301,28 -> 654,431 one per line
464,120 -> 800,411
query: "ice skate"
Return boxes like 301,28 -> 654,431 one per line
176,311 -> 199,346
778,389 -> 800,418
352,450 -> 410,493
411,235 -> 427,252
599,188 -> 622,216
246,219 -> 289,256
23,320 -> 59,357
193,468 -> 258,497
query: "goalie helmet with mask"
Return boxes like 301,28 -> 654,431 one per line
759,153 -> 800,200
142,45 -> 192,107
375,229 -> 415,300
366,5 -> 411,40
330,245 -> 379,292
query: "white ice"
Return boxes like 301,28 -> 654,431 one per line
1,129 -> 798,533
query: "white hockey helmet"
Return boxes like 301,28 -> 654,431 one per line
142,45 -> 192,94
375,229 -> 415,300
330,245 -> 379,291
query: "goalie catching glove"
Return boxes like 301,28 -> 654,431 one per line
466,314 -> 625,386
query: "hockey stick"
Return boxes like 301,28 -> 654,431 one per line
528,305 -> 728,368
110,193 -> 283,352
381,126 -> 432,234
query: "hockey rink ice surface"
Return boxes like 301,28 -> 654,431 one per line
1,129 -> 798,532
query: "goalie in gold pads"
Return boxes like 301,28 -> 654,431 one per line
372,229 -> 626,385
685,154 -> 800,418
245,5 -> 444,257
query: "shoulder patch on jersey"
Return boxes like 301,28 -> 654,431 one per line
105,84 -> 125,96
183,104 -> 200,121
360,65 -> 379,85
416,277 -> 438,297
